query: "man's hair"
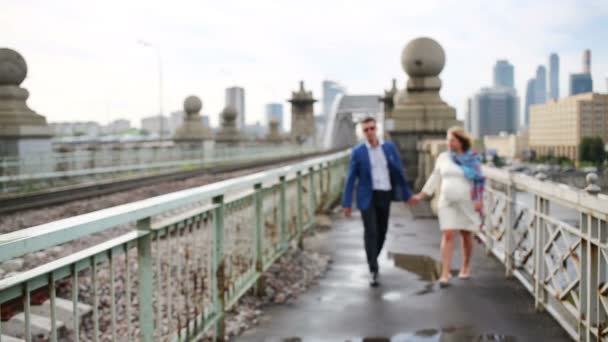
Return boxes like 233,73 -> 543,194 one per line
361,117 -> 376,124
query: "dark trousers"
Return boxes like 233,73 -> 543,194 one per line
361,190 -> 392,273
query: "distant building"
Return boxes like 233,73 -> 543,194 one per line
569,50 -> 594,96
102,119 -> 131,135
484,131 -> 529,160
534,66 -> 547,105
168,110 -> 185,134
225,87 -> 245,130
524,78 -> 536,127
265,103 -> 284,132
465,98 -> 472,133
570,73 -> 593,96
549,53 -> 559,100
470,87 -> 519,140
322,80 -> 346,119
50,121 -> 101,136
493,60 -> 514,88
201,115 -> 210,128
141,115 -> 170,136
583,49 -> 591,74
243,121 -> 266,138
529,93 -> 608,161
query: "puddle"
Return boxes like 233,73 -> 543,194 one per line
388,253 -> 442,282
388,252 -> 460,283
381,291 -> 402,302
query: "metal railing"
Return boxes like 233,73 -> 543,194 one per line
479,166 -> 608,341
0,144 -> 318,193
0,150 -> 350,341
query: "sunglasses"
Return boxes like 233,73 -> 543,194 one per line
363,126 -> 376,133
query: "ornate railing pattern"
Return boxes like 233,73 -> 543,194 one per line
0,150 -> 349,341
479,166 -> 608,341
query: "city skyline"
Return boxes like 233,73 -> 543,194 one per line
2,0 -> 608,128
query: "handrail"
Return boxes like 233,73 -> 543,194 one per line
482,165 -> 608,218
0,149 -> 350,263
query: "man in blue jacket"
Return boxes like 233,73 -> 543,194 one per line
342,117 -> 415,287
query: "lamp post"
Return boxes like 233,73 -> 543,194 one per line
137,39 -> 164,141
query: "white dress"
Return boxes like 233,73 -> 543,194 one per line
421,151 -> 481,231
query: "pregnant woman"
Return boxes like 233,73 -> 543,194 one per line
411,127 -> 485,287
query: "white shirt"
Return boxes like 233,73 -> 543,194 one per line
365,140 -> 392,191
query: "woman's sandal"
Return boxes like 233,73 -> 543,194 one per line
458,271 -> 471,280
438,277 -> 451,288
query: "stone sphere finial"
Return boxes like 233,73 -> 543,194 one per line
401,37 -> 445,78
183,95 -> 202,114
221,106 -> 238,122
0,48 -> 28,86
585,172 -> 601,195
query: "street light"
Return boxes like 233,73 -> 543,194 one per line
137,39 -> 164,141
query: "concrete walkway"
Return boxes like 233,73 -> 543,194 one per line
238,204 -> 571,342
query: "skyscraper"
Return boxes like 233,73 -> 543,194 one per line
534,66 -> 547,105
493,60 -> 514,88
583,49 -> 591,74
569,49 -> 593,96
549,53 -> 559,100
470,87 -> 519,139
524,78 -> 536,127
322,80 -> 346,119
265,103 -> 284,132
465,98 -> 472,133
569,74 -> 593,95
225,87 -> 245,130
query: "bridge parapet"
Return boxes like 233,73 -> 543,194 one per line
0,150 -> 349,341
480,164 -> 608,341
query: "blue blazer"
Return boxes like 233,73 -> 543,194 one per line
342,141 -> 413,211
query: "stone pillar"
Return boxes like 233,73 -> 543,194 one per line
389,38 -> 461,190
0,48 -> 53,171
379,78 -> 398,133
266,119 -> 283,144
289,81 -> 316,145
215,106 -> 244,146
173,95 -> 214,153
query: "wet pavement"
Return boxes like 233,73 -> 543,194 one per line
237,204 -> 571,342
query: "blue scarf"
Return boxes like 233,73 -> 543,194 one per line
450,150 -> 485,201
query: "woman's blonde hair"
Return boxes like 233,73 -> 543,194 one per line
447,126 -> 473,151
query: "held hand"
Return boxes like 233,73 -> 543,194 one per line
344,207 -> 352,218
406,193 -> 423,205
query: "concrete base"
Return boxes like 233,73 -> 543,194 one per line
3,312 -> 66,340
0,137 -> 52,157
30,298 -> 92,330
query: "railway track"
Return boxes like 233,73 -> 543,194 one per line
0,149 -> 339,214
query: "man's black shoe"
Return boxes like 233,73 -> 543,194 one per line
370,271 -> 379,287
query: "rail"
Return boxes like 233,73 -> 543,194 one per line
0,144 -> 317,193
479,165 -> 608,341
0,149 -> 350,341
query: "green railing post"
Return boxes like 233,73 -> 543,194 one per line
253,183 -> 266,296
136,217 -> 154,342
212,195 -> 226,341
279,176 -> 288,250
504,173 -> 515,278
296,171 -> 304,249
309,166 -> 316,222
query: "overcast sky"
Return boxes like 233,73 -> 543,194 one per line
2,0 -> 607,129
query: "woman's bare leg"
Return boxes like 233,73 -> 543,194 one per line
440,230 -> 456,282
459,230 -> 473,277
